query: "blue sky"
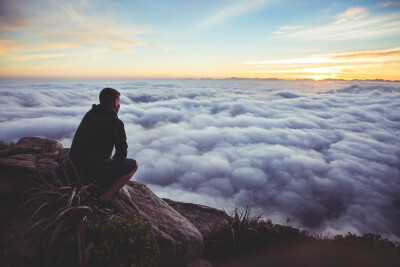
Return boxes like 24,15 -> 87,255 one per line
1,0 -> 399,79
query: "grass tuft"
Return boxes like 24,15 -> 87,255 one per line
19,154 -> 158,266
0,140 -> 15,150
204,205 -> 276,260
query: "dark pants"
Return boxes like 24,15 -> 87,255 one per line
97,158 -> 137,189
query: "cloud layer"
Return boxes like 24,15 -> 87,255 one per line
1,79 -> 400,239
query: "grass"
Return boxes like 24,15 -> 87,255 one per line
20,179 -> 108,266
333,232 -> 400,254
203,205 -> 277,260
19,155 -> 158,267
0,140 -> 15,150
203,205 -> 400,264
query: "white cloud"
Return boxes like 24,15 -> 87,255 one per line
198,0 -> 273,28
379,1 -> 400,8
335,7 -> 368,24
1,79 -> 400,240
273,25 -> 303,35
0,0 -> 149,54
277,7 -> 399,41
278,25 -> 304,31
12,53 -> 65,60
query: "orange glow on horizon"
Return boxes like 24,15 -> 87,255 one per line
1,47 -> 399,81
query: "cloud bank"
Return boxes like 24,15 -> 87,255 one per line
1,79 -> 399,239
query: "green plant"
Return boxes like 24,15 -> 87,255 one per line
20,156 -> 159,267
204,206 -> 400,265
204,205 -> 274,260
0,140 -> 15,150
333,232 -> 400,254
21,180 -> 109,266
87,215 -> 159,267
19,158 -> 113,266
230,205 -> 262,229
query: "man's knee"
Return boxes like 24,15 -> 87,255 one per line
128,162 -> 137,178
122,161 -> 137,181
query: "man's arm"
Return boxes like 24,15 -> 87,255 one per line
113,119 -> 128,160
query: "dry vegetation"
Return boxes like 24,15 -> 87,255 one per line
204,206 -> 400,266
18,157 -> 158,267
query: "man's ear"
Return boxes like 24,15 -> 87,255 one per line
113,98 -> 120,113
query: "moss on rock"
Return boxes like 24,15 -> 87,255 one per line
87,215 -> 159,267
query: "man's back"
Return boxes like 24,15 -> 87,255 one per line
69,103 -> 127,184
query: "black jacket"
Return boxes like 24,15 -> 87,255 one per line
69,104 -> 128,184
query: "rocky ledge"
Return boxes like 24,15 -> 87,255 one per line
0,137 -> 307,267
0,137 -> 229,267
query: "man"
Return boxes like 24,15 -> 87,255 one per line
69,87 -> 138,203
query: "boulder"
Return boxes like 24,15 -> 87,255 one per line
163,198 -> 230,240
186,259 -> 214,267
0,137 -> 64,158
0,137 -> 65,267
0,137 -> 204,267
113,182 -> 204,266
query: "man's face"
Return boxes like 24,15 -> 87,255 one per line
114,97 -> 121,113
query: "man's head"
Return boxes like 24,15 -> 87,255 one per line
99,87 -> 121,113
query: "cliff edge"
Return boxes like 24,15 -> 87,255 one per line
0,137 -> 230,267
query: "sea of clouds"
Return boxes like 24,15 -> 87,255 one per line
1,78 -> 399,239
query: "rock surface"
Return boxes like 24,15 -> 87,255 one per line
163,198 -> 230,240
112,182 -> 204,266
186,258 -> 214,267
0,137 -> 66,267
0,137 -> 224,267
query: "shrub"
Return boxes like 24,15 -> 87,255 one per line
0,140 -> 15,150
20,158 -> 114,266
87,215 -> 159,267
21,181 -> 104,266
333,232 -> 400,254
204,205 -> 273,259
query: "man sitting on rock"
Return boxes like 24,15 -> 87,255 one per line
69,87 -> 138,203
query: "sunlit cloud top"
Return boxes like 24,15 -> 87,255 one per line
0,0 -> 399,80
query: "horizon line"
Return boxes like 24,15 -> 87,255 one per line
1,76 -> 399,83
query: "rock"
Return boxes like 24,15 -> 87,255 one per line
186,259 -> 214,267
0,137 -> 204,267
113,182 -> 204,266
0,212 -> 38,267
0,154 -> 38,177
0,137 -> 63,158
163,198 -> 230,240
0,138 -> 67,266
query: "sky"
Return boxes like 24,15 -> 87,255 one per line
0,0 -> 400,80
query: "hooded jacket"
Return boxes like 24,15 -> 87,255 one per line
69,104 -> 128,184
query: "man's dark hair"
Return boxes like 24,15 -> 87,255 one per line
99,88 -> 121,105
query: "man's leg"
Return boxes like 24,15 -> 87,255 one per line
100,161 -> 138,203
